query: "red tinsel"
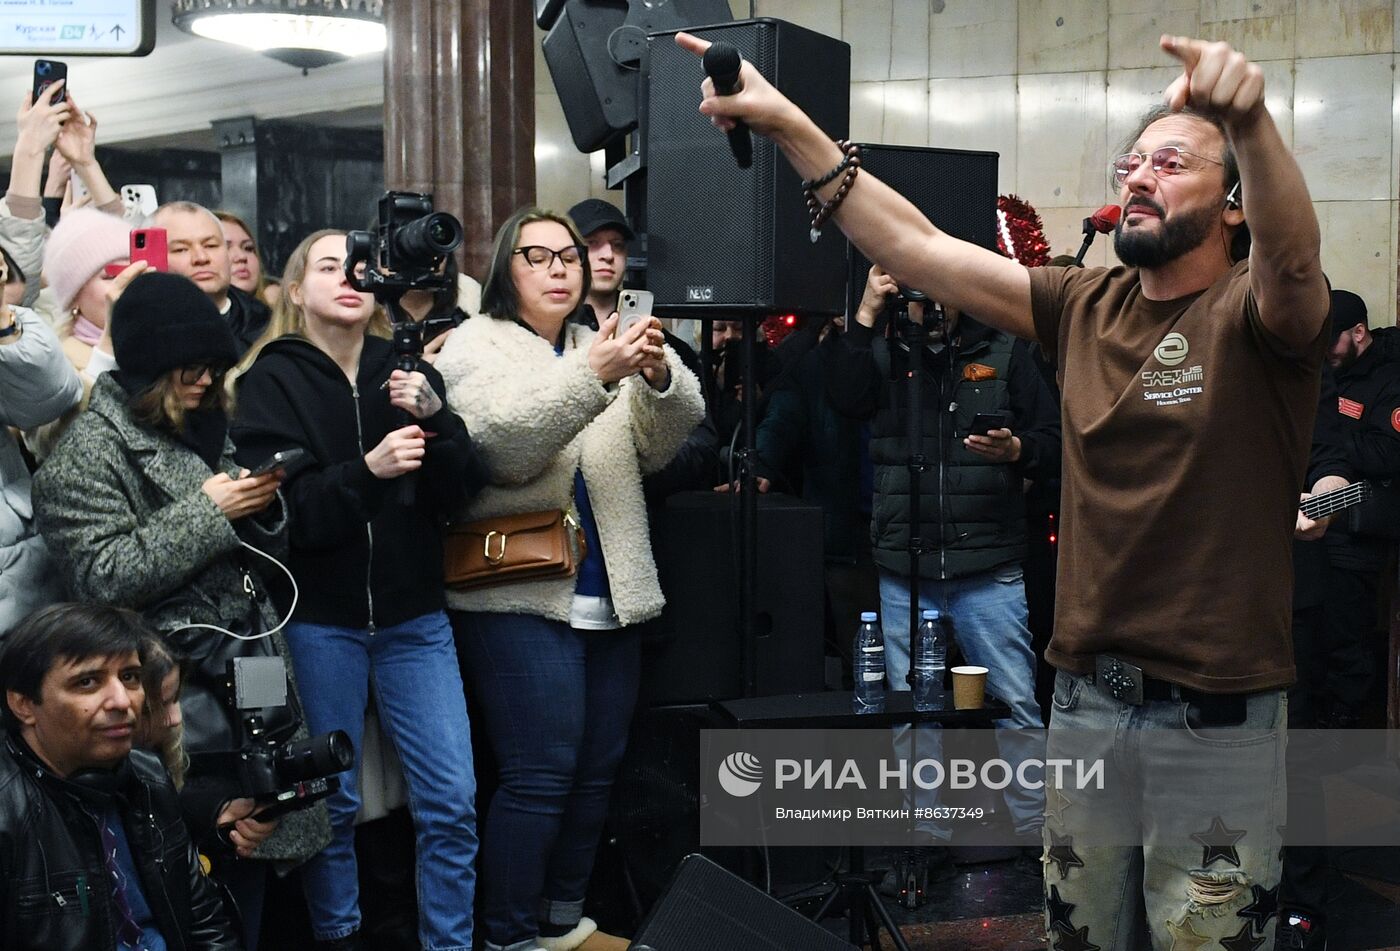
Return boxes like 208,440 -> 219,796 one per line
996,194 -> 1051,268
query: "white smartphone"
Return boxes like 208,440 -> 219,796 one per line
68,169 -> 89,202
120,183 -> 158,220
616,289 -> 654,338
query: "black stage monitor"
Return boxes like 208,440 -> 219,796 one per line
844,144 -> 999,320
1,0 -> 156,56
542,0 -> 733,153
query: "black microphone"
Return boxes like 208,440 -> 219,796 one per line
702,41 -> 752,169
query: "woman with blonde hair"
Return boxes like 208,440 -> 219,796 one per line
232,229 -> 485,951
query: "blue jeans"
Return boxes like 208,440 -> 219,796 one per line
452,611 -> 641,949
878,566 -> 1045,838
1045,670 -> 1287,948
284,611 -> 478,951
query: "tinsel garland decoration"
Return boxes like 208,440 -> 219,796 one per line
996,194 -> 1051,267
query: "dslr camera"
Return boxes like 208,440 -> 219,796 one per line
226,657 -> 353,822
346,191 -> 465,367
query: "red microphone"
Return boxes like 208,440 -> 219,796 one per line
1086,204 -> 1121,234
1074,204 -> 1121,265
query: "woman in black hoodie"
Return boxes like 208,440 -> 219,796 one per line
232,229 -> 485,951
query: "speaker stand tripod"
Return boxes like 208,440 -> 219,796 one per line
808,844 -> 912,951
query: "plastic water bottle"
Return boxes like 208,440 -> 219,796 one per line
912,610 -> 946,712
853,611 -> 886,714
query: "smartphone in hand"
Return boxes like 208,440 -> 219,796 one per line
246,448 -> 308,478
969,412 -> 1010,436
130,228 -> 168,272
32,59 -> 67,105
121,184 -> 159,219
616,289 -> 654,338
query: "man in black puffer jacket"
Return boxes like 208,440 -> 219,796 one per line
824,264 -> 1061,855
0,602 -> 240,951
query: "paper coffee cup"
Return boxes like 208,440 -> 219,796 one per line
951,665 -> 989,710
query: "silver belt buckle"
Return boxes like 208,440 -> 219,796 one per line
1095,655 -> 1144,705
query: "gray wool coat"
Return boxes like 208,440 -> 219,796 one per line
33,372 -> 330,864
0,307 -> 81,638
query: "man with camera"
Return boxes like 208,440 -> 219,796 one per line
0,603 -> 240,950
824,263 -> 1060,862
154,201 -> 270,355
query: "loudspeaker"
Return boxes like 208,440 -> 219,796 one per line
646,19 -> 851,315
643,491 -> 825,705
630,853 -> 857,950
543,0 -> 734,152
844,144 -> 999,319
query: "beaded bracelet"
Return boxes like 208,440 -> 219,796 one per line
803,140 -> 861,243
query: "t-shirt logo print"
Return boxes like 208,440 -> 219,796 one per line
1154,332 -> 1189,367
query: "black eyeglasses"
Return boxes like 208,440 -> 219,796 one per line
178,364 -> 227,386
513,245 -> 586,270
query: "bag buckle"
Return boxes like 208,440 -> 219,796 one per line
483,530 -> 507,565
1095,655 -> 1144,705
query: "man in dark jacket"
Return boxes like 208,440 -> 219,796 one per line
824,264 -> 1061,850
566,197 -> 719,495
1321,289 -> 1400,727
0,602 -> 240,951
154,202 -> 270,355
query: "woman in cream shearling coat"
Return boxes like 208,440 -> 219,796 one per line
435,207 -> 702,951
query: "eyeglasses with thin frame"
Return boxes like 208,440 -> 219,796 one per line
513,245 -> 586,270
179,364 -> 226,386
1110,146 -> 1223,186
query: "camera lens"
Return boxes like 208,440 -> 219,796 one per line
36,62 -> 50,75
391,211 -> 463,269
274,729 -> 353,785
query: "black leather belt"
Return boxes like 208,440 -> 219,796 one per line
1092,655 -> 1251,726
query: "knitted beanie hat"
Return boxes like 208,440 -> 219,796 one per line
111,272 -> 239,394
42,208 -> 130,311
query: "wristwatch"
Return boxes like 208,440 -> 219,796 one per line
0,314 -> 19,339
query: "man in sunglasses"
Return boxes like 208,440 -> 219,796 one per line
677,31 -> 1328,950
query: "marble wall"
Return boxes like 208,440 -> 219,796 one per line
534,0 -> 1400,324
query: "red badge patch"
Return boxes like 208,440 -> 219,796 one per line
1391,408 -> 1400,433
1339,397 -> 1364,420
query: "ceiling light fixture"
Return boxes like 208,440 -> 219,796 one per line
172,0 -> 385,71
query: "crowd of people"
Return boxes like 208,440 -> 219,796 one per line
0,27 -> 1394,951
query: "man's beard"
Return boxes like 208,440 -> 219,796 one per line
1113,199 -> 1218,268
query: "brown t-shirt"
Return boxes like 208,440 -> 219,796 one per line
1031,261 -> 1325,693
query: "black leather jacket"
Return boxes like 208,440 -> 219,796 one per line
0,735 -> 241,951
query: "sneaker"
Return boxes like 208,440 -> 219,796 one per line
1275,911 -> 1325,950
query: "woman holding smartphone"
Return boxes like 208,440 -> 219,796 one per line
434,207 -> 703,951
33,268 -> 329,949
231,229 -> 485,951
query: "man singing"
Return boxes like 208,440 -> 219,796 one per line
677,31 -> 1328,949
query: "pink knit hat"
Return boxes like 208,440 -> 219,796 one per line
42,207 -> 130,311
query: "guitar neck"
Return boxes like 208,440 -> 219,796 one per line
1300,482 -> 1371,520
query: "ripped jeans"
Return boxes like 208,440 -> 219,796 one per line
1043,670 -> 1286,949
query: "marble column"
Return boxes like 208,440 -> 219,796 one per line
384,0 -> 535,280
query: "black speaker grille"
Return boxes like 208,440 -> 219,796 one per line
630,854 -> 857,950
646,20 -> 850,315
844,145 -> 999,318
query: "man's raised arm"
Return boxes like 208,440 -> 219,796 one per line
1160,35 -> 1328,351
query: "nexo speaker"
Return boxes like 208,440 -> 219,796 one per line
543,0 -> 734,152
645,19 -> 851,316
630,854 -> 857,950
643,491 -> 825,705
845,144 -> 999,318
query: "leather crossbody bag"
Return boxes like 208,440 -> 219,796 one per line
443,508 -> 587,590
